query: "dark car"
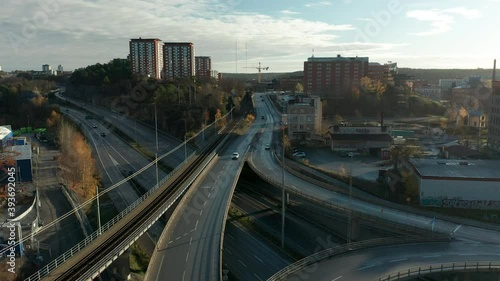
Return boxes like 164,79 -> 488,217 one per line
100,133 -> 106,137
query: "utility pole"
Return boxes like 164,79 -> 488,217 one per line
154,100 -> 159,187
347,152 -> 354,245
281,108 -> 286,249
184,119 -> 187,164
97,186 -> 101,235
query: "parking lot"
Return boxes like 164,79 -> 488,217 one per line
295,147 -> 390,181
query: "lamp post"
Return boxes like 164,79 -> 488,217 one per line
154,100 -> 159,187
97,186 -> 101,235
281,106 -> 286,249
347,152 -> 354,245
27,115 -> 30,131
184,119 -> 187,164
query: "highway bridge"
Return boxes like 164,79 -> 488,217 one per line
8,91 -> 500,280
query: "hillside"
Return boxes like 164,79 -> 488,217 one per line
222,68 -> 496,84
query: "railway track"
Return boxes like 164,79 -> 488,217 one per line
39,132 -> 227,281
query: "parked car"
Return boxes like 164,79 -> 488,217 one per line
232,152 -> 239,160
293,151 -> 306,158
265,144 -> 271,150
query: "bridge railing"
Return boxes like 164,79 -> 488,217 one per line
266,236 -> 451,281
376,261 -> 500,281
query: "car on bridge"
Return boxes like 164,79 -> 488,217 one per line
232,152 -> 239,160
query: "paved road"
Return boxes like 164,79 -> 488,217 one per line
284,241 -> 500,281
57,91 -> 194,168
223,221 -> 293,281
145,99 -> 265,281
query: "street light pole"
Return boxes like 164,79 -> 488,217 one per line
97,186 -> 101,235
281,108 -> 286,249
184,119 -> 187,164
154,100 -> 159,187
347,152 -> 354,245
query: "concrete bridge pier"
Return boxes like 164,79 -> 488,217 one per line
350,215 -> 360,241
108,249 -> 131,281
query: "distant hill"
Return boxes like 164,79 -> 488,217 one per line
222,68 -> 495,85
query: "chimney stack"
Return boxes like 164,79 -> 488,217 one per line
493,59 -> 497,82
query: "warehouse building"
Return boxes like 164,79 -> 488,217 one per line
329,125 -> 392,157
401,158 -> 500,209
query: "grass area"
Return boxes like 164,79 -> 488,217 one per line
129,242 -> 150,275
228,206 -> 303,261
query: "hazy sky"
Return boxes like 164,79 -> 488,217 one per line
1,0 -> 499,72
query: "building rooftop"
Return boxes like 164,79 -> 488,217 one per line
409,159 -> 500,180
0,125 -> 12,141
307,55 -> 368,62
4,144 -> 32,161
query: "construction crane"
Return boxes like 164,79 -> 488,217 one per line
245,62 -> 269,83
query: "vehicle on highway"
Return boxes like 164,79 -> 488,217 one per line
265,144 -> 270,150
100,133 -> 106,137
261,116 -> 265,120
232,152 -> 239,160
293,151 -> 306,158
92,124 -> 97,128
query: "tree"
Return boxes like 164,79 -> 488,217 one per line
295,83 -> 303,93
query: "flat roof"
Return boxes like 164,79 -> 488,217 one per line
4,144 -> 32,160
0,125 -> 12,140
409,159 -> 500,180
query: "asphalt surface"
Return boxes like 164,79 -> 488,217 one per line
284,241 -> 500,281
57,91 -> 194,168
222,220 -> 293,281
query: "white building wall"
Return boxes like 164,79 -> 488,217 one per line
420,178 -> 500,209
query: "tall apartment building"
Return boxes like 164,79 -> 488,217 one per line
195,56 -> 211,82
163,42 -> 194,80
489,59 -> 500,151
303,55 -> 369,99
129,38 -> 163,79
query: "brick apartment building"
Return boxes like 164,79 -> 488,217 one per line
163,42 -> 194,80
195,56 -> 211,82
129,38 -> 163,79
303,55 -> 369,99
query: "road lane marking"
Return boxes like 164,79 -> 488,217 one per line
195,220 -> 199,228
189,237 -> 193,245
155,255 -> 165,281
254,273 -> 263,281
200,210 -> 203,216
227,234 -> 234,240
358,264 -> 375,270
239,260 -> 247,268
186,252 -> 189,262
226,249 -> 232,254
204,201 -> 207,206
176,237 -> 180,240
332,276 -> 342,281
182,271 -> 186,281
254,255 -> 263,263
389,258 -> 407,263
423,255 -> 441,258
459,253 -> 477,256
183,232 -> 187,236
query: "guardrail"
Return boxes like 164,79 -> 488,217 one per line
376,261 -> 500,281
267,236 -> 450,281
247,156 -> 441,236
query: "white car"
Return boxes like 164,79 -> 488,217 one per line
232,152 -> 239,160
293,151 -> 306,158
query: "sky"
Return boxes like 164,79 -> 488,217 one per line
1,0 -> 499,73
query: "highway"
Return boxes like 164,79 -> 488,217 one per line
283,241 -> 500,281
145,104 -> 266,281
57,91 -> 194,168
223,221 -> 293,281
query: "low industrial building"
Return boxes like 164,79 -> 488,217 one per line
401,158 -> 500,209
329,125 -> 392,157
2,144 -> 33,182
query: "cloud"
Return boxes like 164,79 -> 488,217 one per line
0,0 -> 360,72
355,17 -> 373,21
406,7 -> 481,36
280,10 -> 300,15
305,1 -> 332,8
